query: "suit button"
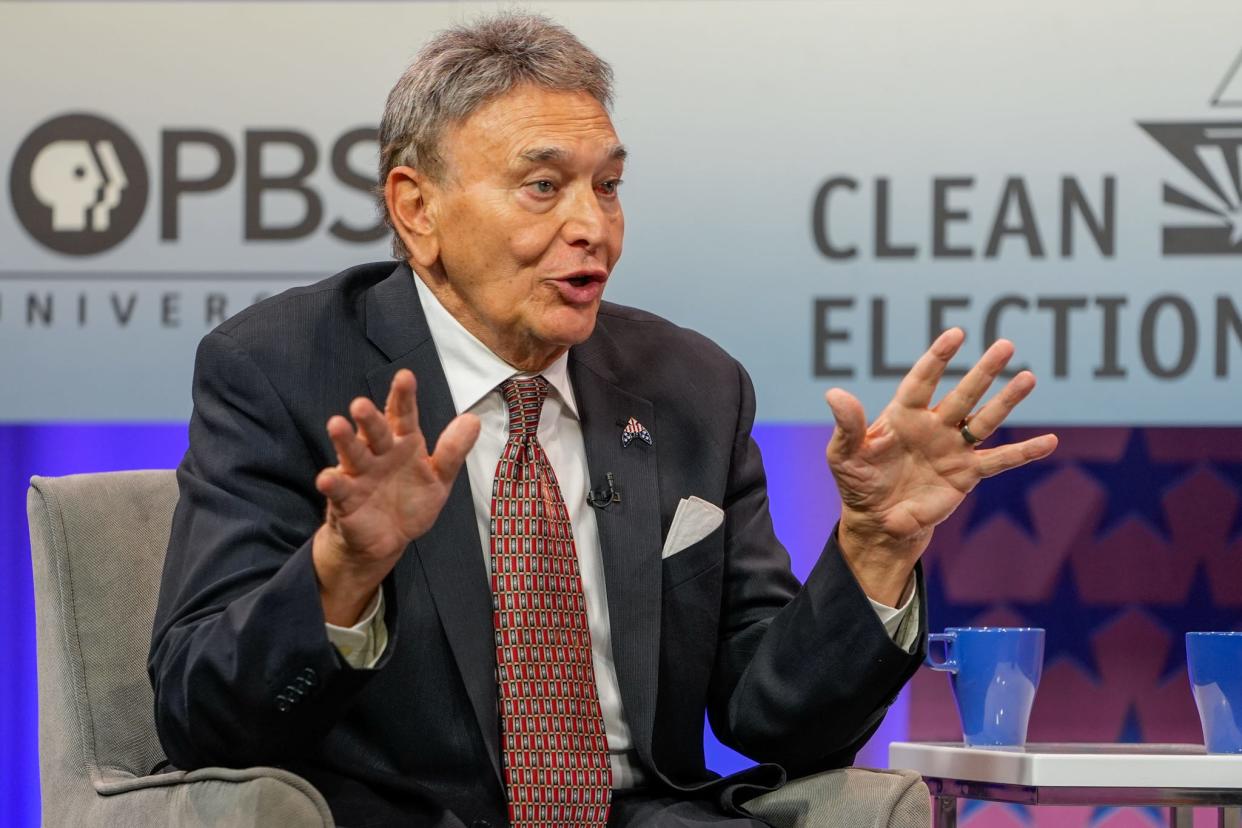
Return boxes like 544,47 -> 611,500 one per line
299,667 -> 318,687
275,696 -> 292,713
470,821 -> 492,828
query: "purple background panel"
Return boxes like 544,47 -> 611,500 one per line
913,427 -> 1242,827
0,424 -> 190,828
4,424 -> 1240,827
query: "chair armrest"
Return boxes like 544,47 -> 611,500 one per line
51,765 -> 334,827
743,766 -> 930,828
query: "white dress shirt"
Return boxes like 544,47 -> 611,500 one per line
325,273 -> 919,789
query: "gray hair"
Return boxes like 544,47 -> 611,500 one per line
377,11 -> 615,258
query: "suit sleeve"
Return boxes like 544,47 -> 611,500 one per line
704,361 -> 927,777
148,329 -> 398,769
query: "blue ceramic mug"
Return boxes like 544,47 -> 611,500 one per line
1186,632 -> 1242,754
926,627 -> 1045,747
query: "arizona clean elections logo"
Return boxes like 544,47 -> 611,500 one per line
1139,49 -> 1242,255
9,112 -> 149,255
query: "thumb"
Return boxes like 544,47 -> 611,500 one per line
825,388 -> 866,459
430,413 -> 481,483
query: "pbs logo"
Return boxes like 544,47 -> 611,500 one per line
9,113 -> 148,256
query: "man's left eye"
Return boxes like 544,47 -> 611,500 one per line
597,179 -> 622,195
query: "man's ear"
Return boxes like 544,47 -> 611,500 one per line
385,166 -> 441,268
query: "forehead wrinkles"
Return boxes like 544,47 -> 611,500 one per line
448,93 -> 620,176
504,116 -> 619,167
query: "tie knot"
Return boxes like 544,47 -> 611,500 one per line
501,376 -> 549,440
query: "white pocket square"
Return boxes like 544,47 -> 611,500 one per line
661,496 -> 724,559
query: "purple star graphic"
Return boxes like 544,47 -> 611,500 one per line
1151,564 -> 1242,682
1011,566 -> 1116,682
1210,462 -> 1242,542
964,428 -> 1059,538
1079,430 -> 1193,541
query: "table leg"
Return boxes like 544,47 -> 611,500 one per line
933,796 -> 957,828
1220,807 -> 1241,828
1169,807 -> 1193,828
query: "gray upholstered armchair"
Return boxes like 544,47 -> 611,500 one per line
27,470 -> 929,827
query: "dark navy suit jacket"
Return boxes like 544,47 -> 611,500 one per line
148,262 -> 926,827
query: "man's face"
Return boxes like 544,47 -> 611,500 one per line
417,85 -> 626,370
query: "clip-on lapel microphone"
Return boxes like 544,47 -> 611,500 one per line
586,472 -> 622,509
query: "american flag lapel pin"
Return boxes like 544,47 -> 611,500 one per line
621,416 -> 653,448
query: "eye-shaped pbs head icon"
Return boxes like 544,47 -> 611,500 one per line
11,113 -> 147,255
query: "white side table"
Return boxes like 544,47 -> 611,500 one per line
889,742 -> 1242,828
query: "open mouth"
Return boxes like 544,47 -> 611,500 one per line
556,269 -> 607,287
550,270 -> 607,303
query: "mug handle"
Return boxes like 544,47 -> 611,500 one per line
926,632 -> 958,673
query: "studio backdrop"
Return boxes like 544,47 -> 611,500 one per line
4,0 -> 1242,423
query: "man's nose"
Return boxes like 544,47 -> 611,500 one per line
561,184 -> 608,250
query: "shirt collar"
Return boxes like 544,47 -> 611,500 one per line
412,273 -> 579,418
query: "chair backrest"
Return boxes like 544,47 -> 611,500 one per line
28,470 -> 179,791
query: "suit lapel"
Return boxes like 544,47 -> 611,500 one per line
363,264 -> 503,785
569,336 -> 664,766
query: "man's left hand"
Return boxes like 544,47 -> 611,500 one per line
824,327 -> 1058,606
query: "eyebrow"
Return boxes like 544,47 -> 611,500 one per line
517,144 -> 628,164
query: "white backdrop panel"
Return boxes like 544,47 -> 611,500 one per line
2,1 -> 1240,423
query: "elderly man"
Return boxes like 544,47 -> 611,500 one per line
149,12 -> 1055,828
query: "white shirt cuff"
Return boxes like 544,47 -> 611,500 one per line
325,589 -> 388,669
868,574 -> 920,652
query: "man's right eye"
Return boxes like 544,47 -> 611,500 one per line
527,180 -> 557,195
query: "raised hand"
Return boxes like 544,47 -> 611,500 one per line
824,328 -> 1057,605
312,369 -> 480,625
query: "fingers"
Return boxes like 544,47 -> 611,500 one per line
975,433 -> 1058,478
386,369 -> 419,437
960,370 -> 1036,442
326,414 -> 368,474
825,388 -> 867,458
431,413 -> 482,483
936,338 -> 1016,426
315,466 -> 350,504
894,328 -> 966,409
324,376 -> 417,479
352,397 -> 394,454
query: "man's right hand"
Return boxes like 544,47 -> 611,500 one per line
312,368 -> 480,626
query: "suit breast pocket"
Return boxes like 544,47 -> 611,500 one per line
661,528 -> 723,593
658,530 -> 724,709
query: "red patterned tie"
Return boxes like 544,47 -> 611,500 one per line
490,376 -> 612,827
